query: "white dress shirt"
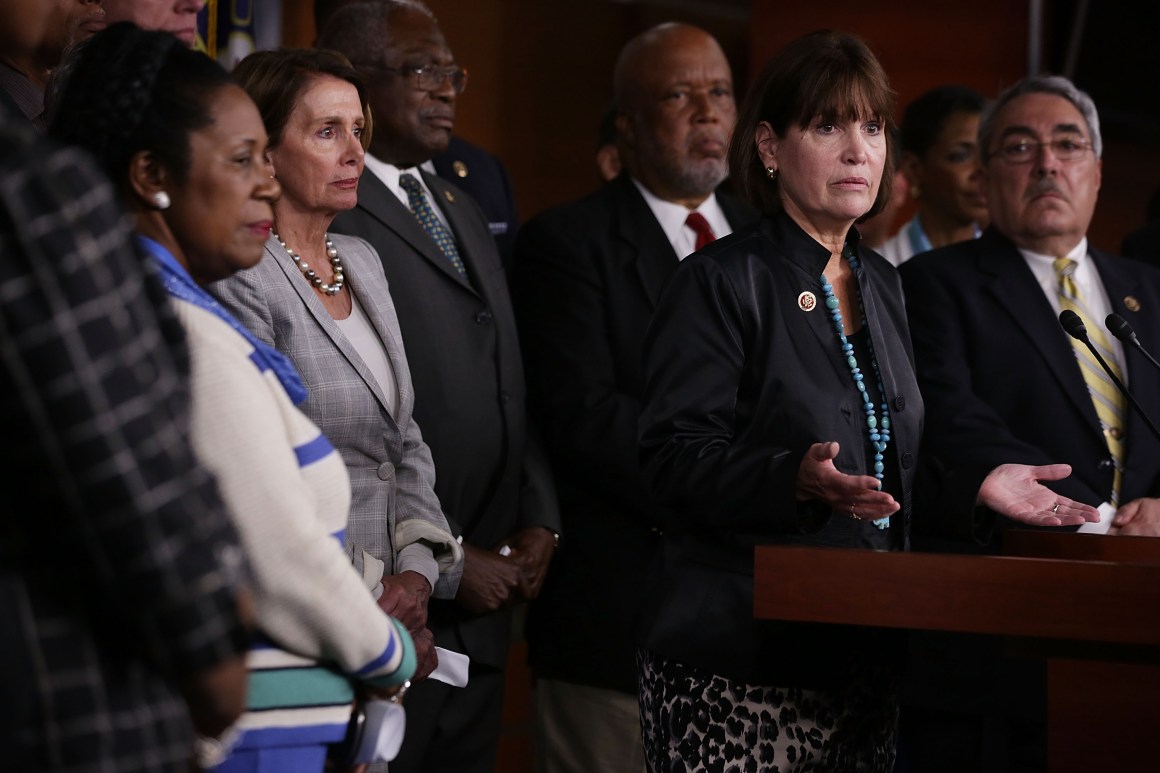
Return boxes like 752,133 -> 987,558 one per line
364,153 -> 453,232
632,178 -> 732,260
1020,237 -> 1127,382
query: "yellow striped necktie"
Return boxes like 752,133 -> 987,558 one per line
1054,257 -> 1125,504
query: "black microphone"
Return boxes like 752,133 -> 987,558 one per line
1106,313 -> 1160,372
1059,310 -> 1160,442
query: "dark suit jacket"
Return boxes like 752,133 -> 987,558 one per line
635,212 -> 990,688
895,228 -> 1160,761
512,174 -> 758,692
431,136 -> 519,271
900,227 -> 1160,515
331,168 -> 559,669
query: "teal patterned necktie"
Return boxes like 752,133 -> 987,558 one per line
398,173 -> 466,276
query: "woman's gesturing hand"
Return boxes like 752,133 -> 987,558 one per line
796,441 -> 900,520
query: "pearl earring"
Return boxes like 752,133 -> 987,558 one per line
151,191 -> 171,210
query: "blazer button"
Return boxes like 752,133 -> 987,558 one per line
475,310 -> 493,325
1097,459 -> 1114,471
901,452 -> 914,469
377,462 -> 395,481
894,395 -> 906,411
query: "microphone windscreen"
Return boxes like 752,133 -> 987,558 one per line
1059,309 -> 1087,340
1106,313 -> 1135,343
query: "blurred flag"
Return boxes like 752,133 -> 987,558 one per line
197,0 -> 281,69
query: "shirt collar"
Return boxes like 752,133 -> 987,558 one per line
630,176 -> 730,258
364,153 -> 426,196
1019,236 -> 1089,272
765,209 -> 862,277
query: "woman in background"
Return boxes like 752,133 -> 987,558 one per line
50,24 -> 415,771
878,84 -> 988,266
211,48 -> 463,684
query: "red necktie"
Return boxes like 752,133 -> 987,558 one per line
685,211 -> 717,251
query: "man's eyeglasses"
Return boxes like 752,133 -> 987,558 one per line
360,63 -> 468,94
993,137 -> 1092,165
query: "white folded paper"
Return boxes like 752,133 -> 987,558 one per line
429,646 -> 470,687
353,699 -> 407,764
1076,501 -> 1116,534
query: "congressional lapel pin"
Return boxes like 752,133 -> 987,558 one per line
798,291 -> 817,312
1124,295 -> 1141,312
452,160 -> 469,178
443,189 -> 456,204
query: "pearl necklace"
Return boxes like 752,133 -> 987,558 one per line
273,231 -> 345,296
820,248 -> 891,530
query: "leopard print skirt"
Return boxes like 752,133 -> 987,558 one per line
638,648 -> 898,772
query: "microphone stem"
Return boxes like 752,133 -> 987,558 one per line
1130,340 -> 1160,372
1083,338 -> 1160,442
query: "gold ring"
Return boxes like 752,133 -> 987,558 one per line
850,502 -> 857,519
1051,502 -> 1060,515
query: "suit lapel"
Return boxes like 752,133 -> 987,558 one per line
267,241 -> 398,423
613,176 -> 680,308
357,169 -> 475,293
422,171 -> 488,298
978,231 -> 1103,432
346,265 -> 413,425
1094,250 -> 1160,447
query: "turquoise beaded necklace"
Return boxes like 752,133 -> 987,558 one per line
820,248 -> 891,530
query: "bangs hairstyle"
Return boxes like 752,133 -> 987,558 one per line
232,48 -> 372,151
728,30 -> 896,219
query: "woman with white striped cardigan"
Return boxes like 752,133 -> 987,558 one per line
46,25 -> 461,771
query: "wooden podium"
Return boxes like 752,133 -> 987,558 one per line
753,534 -> 1160,771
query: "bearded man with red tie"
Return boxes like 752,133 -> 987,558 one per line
511,22 -> 757,773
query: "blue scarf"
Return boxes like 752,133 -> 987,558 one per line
138,235 -> 309,406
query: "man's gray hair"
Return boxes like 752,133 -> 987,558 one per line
316,0 -> 435,65
978,74 -> 1102,164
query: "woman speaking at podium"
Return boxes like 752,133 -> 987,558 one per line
634,30 -> 1098,772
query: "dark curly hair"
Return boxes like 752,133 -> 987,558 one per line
899,85 -> 985,159
48,23 -> 233,190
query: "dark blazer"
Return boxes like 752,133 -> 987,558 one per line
900,227 -> 1160,514
431,135 -> 520,271
512,174 -> 758,693
636,212 -> 986,688
331,168 -> 559,669
894,228 -> 1160,767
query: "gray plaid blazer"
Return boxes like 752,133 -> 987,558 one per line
210,234 -> 461,598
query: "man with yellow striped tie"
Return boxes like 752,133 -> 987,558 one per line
897,74 -> 1160,772
902,73 -> 1160,541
